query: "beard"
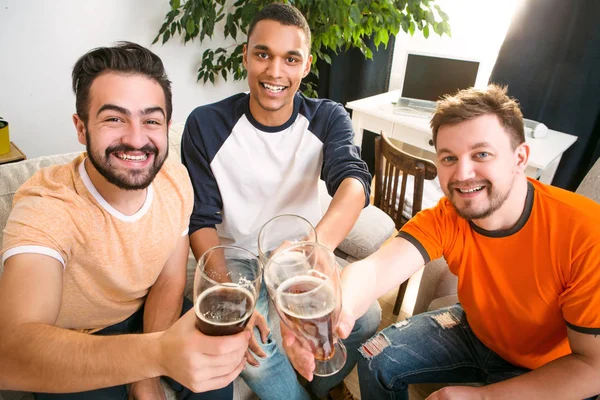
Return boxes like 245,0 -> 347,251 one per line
85,129 -> 168,191
447,178 -> 513,220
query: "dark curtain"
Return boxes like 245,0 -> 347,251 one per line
489,0 -> 600,191
315,35 -> 396,104
309,35 -> 396,174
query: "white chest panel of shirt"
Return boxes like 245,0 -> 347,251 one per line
211,114 -> 324,252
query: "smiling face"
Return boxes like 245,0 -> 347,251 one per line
243,19 -> 312,126
436,113 -> 529,221
73,72 -> 169,190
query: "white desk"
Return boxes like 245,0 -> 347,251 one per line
346,90 -> 578,184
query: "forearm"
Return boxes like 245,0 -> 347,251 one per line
341,237 -> 425,318
316,177 -> 366,251
190,227 -> 221,262
144,280 -> 185,333
0,323 -> 162,392
480,354 -> 600,399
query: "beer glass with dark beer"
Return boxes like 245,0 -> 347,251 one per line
193,245 -> 262,336
265,242 -> 347,376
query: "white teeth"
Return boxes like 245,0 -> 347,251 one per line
263,83 -> 285,92
458,186 -> 483,193
116,153 -> 148,161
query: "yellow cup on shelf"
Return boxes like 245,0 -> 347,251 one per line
0,119 -> 10,155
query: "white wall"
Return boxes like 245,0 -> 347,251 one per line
1,0 -> 522,159
0,0 -> 247,158
389,0 -> 523,92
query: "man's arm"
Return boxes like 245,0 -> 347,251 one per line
0,254 -> 162,391
283,236 -> 426,380
0,253 -> 250,393
143,235 -> 189,333
315,177 -> 366,252
189,227 -> 221,262
339,236 -> 426,322
317,102 -> 371,252
130,235 -> 189,398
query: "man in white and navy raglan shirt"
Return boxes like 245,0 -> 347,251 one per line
181,4 -> 381,400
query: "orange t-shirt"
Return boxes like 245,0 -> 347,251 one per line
400,179 -> 600,369
1,154 -> 193,333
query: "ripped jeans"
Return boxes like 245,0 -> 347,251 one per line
357,304 -> 531,400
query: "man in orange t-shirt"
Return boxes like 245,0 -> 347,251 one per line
283,85 -> 600,399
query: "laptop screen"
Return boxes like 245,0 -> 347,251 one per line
401,54 -> 480,102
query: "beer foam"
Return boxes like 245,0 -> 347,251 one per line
276,275 -> 335,319
195,285 -> 254,326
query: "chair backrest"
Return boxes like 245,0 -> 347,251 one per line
374,132 -> 437,230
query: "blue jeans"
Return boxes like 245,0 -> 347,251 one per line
34,298 -> 232,400
358,304 -> 599,400
241,280 -> 382,399
358,304 -> 530,400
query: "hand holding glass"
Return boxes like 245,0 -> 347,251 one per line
265,242 -> 346,376
193,245 -> 262,336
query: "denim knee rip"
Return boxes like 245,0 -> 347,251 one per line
359,320 -> 410,360
430,310 -> 460,329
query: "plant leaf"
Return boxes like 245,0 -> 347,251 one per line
185,18 -> 195,35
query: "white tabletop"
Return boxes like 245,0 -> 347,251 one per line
346,90 -> 578,171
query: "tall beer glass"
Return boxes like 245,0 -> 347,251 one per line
257,214 -> 317,265
265,242 -> 347,376
193,245 -> 262,336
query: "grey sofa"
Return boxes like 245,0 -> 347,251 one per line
0,124 -> 394,400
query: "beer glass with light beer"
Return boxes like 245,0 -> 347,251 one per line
257,214 -> 317,264
193,245 -> 262,336
265,242 -> 347,376
258,214 -> 317,299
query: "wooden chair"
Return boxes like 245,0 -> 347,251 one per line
374,132 -> 438,315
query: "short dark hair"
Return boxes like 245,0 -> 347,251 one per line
72,41 -> 172,124
247,3 -> 311,50
430,84 -> 525,150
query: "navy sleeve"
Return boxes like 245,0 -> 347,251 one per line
181,109 -> 223,234
318,103 -> 372,207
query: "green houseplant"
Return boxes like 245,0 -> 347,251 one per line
154,0 -> 451,97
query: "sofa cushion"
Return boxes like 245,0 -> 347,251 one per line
336,204 -> 395,259
0,152 -> 81,272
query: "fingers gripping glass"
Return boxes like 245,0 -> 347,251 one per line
257,214 -> 317,265
265,242 -> 347,377
193,245 -> 262,336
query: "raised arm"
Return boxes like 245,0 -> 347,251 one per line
283,236 -> 427,380
339,236 -> 427,325
315,177 -> 366,251
318,102 -> 371,251
129,234 -> 189,398
0,254 -> 161,391
0,253 -> 250,393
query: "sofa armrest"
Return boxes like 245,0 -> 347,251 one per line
413,257 -> 458,315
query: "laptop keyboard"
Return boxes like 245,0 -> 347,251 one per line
393,97 -> 437,118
